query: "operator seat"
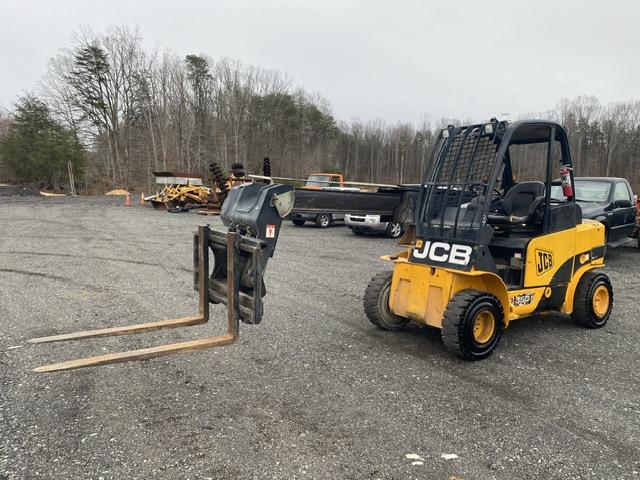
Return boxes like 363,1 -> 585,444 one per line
488,181 -> 545,225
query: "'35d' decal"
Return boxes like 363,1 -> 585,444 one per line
411,240 -> 473,266
511,293 -> 535,307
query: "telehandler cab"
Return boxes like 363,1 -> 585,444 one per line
364,119 -> 613,360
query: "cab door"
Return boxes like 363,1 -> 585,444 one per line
610,181 -> 636,240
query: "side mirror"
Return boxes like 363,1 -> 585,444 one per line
614,199 -> 632,208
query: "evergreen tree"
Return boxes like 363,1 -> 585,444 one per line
0,94 -> 86,189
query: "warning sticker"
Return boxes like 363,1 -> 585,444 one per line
266,224 -> 276,238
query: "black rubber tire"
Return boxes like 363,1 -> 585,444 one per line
363,271 -> 409,331
385,221 -> 403,239
571,271 -> 613,328
292,219 -> 305,226
315,213 -> 332,228
208,162 -> 229,194
441,289 -> 503,361
262,157 -> 271,177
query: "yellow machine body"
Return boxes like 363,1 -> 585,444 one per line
388,219 -> 606,329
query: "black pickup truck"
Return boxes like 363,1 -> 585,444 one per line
552,177 -> 638,249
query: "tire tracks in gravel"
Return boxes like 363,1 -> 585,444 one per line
0,251 -> 160,267
0,234 -> 179,246
0,252 -> 191,273
0,268 -> 103,293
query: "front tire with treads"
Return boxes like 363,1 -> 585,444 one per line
571,271 -> 613,328
441,289 -> 503,361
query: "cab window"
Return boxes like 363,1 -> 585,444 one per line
575,181 -> 611,202
306,175 -> 330,186
614,182 -> 631,203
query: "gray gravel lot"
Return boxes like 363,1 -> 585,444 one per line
1,196 -> 639,480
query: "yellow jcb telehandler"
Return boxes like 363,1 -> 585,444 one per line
364,119 -> 613,359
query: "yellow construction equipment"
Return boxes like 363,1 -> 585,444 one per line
364,119 -> 612,359
148,171 -> 210,210
150,184 -> 211,209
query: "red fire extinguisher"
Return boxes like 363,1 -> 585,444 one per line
560,165 -> 573,197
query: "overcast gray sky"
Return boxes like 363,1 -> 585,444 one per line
1,0 -> 639,123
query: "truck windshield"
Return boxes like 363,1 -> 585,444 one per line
574,181 -> 611,202
305,175 -> 331,186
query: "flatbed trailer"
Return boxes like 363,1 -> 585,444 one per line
288,185 -> 419,229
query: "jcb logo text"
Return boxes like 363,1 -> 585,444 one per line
535,249 -> 554,275
412,240 -> 473,266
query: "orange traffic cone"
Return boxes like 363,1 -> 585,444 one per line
140,192 -> 145,206
125,194 -> 131,207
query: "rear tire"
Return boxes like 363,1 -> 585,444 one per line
571,271 -> 613,328
364,271 -> 409,331
315,213 -> 332,228
292,219 -> 305,226
385,221 -> 403,239
441,289 -> 503,361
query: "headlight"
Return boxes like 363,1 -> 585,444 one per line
272,190 -> 294,218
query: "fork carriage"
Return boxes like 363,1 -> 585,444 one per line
30,182 -> 294,372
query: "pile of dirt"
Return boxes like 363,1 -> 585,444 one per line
105,189 -> 130,195
40,192 -> 68,197
0,184 -> 42,197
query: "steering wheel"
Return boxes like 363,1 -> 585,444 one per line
530,196 -> 546,222
468,182 -> 502,199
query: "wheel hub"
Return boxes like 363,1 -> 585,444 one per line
472,310 -> 495,345
592,285 -> 610,318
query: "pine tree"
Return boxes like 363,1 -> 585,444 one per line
0,94 -> 86,190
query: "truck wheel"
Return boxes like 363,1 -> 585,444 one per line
571,272 -> 613,328
385,221 -> 403,239
364,271 -> 409,331
292,219 -> 305,226
315,213 -> 332,228
442,289 -> 503,361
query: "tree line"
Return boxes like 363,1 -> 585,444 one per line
0,25 -> 639,193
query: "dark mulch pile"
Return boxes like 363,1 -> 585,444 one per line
0,184 -> 41,197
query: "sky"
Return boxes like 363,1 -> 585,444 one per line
1,0 -> 639,124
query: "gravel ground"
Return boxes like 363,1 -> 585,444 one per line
1,196 -> 639,480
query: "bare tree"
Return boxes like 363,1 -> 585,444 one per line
30,25 -> 640,193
